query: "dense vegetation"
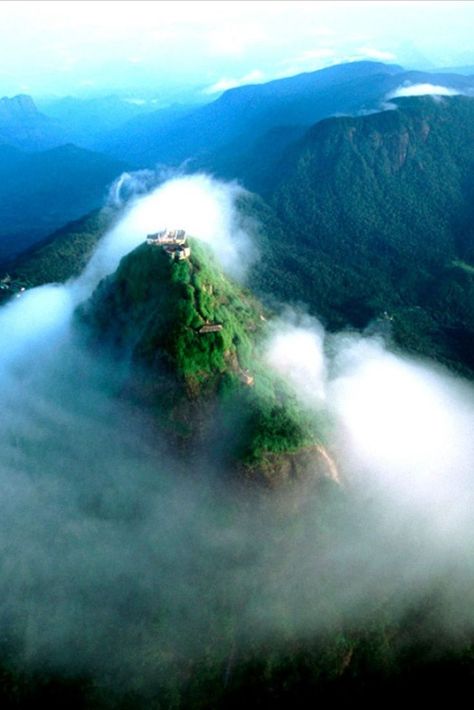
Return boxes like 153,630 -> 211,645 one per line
0,85 -> 473,705
80,239 -> 318,469
0,208 -> 116,304
243,96 -> 474,376
81,240 -> 262,383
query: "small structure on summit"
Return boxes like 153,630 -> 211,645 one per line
146,228 -> 190,261
147,229 -> 186,246
199,323 -> 223,334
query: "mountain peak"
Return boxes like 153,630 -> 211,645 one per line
0,93 -> 38,121
78,237 -> 332,482
80,236 -> 265,394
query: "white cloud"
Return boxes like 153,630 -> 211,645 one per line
264,313 -> 327,405
1,171 -> 474,680
203,69 -> 265,95
205,25 -> 267,57
276,44 -> 397,82
1,0 -> 474,98
328,336 -> 474,533
276,47 -> 335,74
123,97 -> 147,105
265,319 -> 474,545
77,173 -> 257,297
356,46 -> 396,61
307,25 -> 335,38
388,83 -> 461,98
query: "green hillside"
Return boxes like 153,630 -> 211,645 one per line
1,92 -> 474,707
247,96 -> 474,376
0,208 -> 116,304
79,238 -> 324,475
99,61 -> 474,168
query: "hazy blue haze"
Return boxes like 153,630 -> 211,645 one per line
0,1 -> 473,101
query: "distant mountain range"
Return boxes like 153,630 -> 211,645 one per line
2,60 -> 474,164
2,81 -> 473,376
246,95 -> 474,375
1,60 -> 474,262
0,67 -> 474,373
91,61 -> 474,168
0,143 -> 127,263
0,92 -> 195,155
0,94 -> 70,151
38,95 -> 195,150
1,60 -> 473,377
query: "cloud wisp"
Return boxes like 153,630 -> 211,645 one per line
76,173 -> 258,303
203,69 -> 265,95
388,82 -> 463,99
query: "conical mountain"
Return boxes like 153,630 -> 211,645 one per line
78,235 -> 336,485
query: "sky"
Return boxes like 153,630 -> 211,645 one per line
0,1 -> 474,101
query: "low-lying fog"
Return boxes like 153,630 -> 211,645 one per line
0,174 -> 472,684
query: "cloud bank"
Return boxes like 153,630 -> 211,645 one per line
264,312 -> 474,623
203,69 -> 265,95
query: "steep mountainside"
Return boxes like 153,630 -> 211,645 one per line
247,96 -> 474,375
0,209 -> 117,304
0,143 -> 128,262
78,238 -> 331,483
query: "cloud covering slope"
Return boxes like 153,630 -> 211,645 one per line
0,174 -> 473,687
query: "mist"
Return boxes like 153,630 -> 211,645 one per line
263,315 -> 474,627
75,173 -> 256,304
0,175 -> 473,692
388,83 -> 465,98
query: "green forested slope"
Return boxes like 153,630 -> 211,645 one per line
0,208 -> 116,304
0,97 -> 473,706
79,239 -> 323,473
246,96 -> 474,375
